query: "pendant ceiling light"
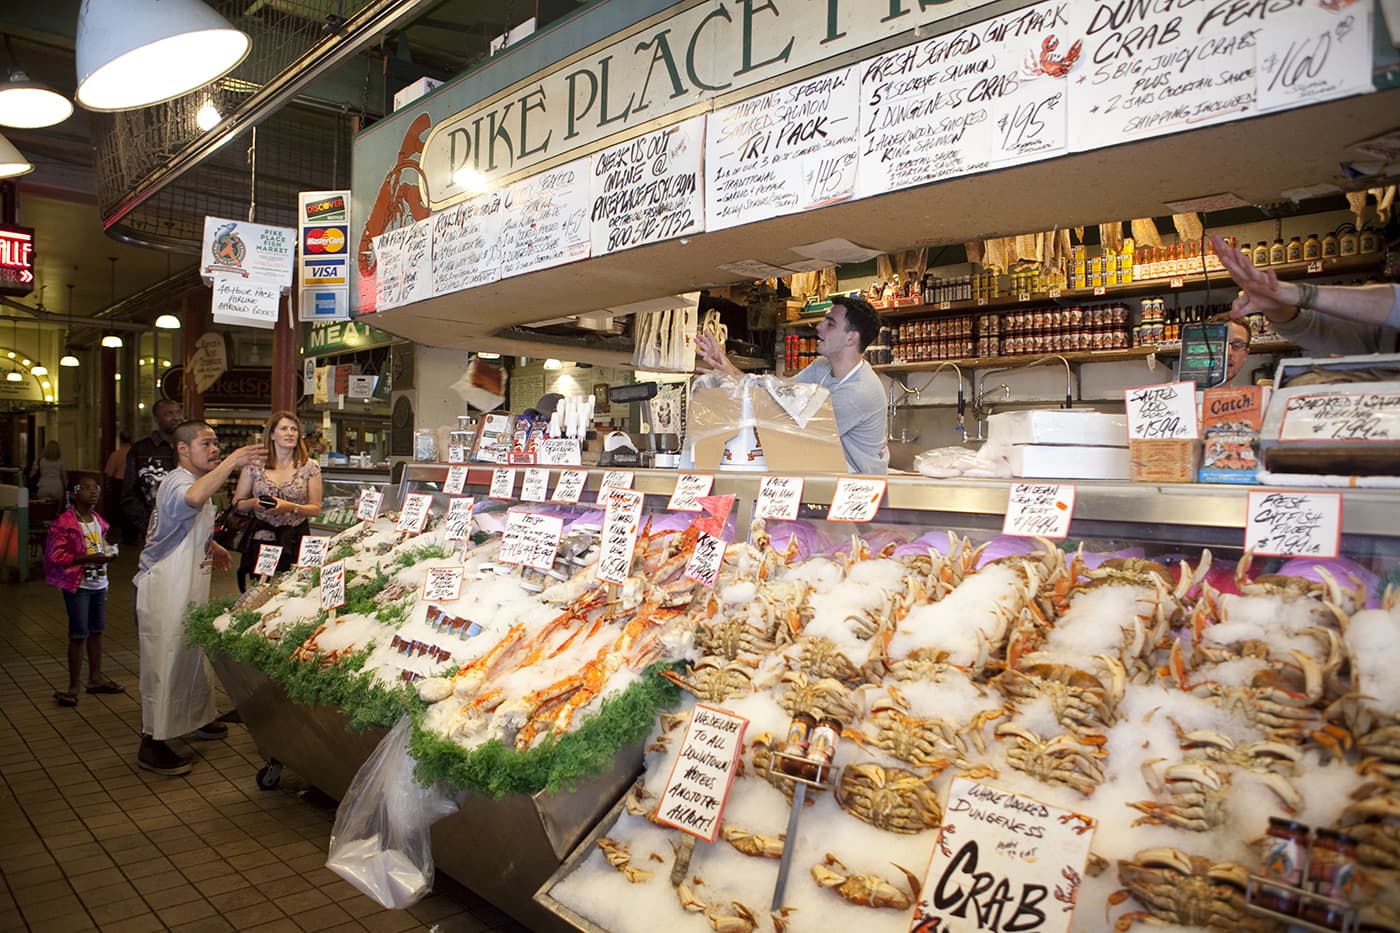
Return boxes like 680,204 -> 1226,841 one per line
75,0 -> 251,111
0,70 -> 73,128
0,131 -> 33,178
101,334 -> 123,348
60,351 -> 80,367
154,313 -> 181,329
30,364 -> 47,376
60,284 -> 79,367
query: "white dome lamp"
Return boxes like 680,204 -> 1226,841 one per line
0,132 -> 33,178
0,70 -> 74,128
75,0 -> 251,111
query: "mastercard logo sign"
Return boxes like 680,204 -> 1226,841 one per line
304,227 -> 346,254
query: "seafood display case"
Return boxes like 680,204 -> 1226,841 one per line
311,466 -> 395,533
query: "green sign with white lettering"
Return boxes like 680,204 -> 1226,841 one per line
303,321 -> 395,356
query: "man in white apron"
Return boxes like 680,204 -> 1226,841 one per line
135,421 -> 265,776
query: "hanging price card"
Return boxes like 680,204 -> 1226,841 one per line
521,468 -> 549,502
395,493 -> 433,534
654,705 -> 748,843
1245,491 -> 1342,559
600,470 -> 634,489
683,531 -> 726,588
668,473 -> 714,512
827,477 -> 886,523
320,560 -> 346,610
552,469 -> 588,503
443,497 -> 475,542
254,544 -> 283,578
297,536 -> 328,567
356,488 -> 383,521
490,468 -> 516,499
443,466 -> 468,495
498,511 -> 565,570
595,488 -> 645,585
1003,483 -> 1076,539
756,475 -> 804,521
447,444 -> 467,464
1125,382 -> 1198,440
422,566 -> 464,602
537,438 -> 582,465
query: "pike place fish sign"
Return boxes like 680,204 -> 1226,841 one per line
0,225 -> 35,297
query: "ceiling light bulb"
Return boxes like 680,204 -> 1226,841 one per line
0,70 -> 74,128
5,351 -> 12,358
60,353 -> 79,367
113,373 -> 121,381
162,359 -> 171,367
41,380 -> 50,389
138,402 -> 145,410
5,371 -> 21,382
30,364 -> 47,376
43,394 -> 52,402
0,131 -> 34,178
195,100 -> 220,130
155,313 -> 181,329
20,358 -> 29,366
477,352 -> 501,360
101,335 -> 123,348
544,358 -> 563,370
75,0 -> 251,111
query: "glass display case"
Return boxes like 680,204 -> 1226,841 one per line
312,466 -> 394,532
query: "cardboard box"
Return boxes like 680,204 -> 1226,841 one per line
392,77 -> 442,112
1129,439 -> 1199,483
1007,444 -> 1130,480
989,411 -> 1127,448
685,379 -> 848,474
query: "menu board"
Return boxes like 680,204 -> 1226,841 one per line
498,158 -> 592,279
704,68 -> 860,231
373,219 -> 432,310
431,193 -> 504,293
590,116 -> 706,256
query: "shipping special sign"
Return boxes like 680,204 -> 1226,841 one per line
0,224 -> 35,297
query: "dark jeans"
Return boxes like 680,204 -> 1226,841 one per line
63,587 -> 108,639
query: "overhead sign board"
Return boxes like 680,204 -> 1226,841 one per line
0,224 -> 35,297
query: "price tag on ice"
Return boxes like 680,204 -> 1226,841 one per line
1245,491 -> 1342,559
1125,381 -> 1198,440
683,531 -> 727,588
297,536 -> 328,568
356,488 -> 382,521
520,467 -> 549,502
827,477 -> 886,523
1003,483 -> 1076,539
668,473 -> 714,512
443,466 -> 468,495
395,493 -> 433,534
447,444 -> 466,464
444,497 -> 475,542
600,470 -> 634,490
490,468 -> 516,499
654,704 -> 748,843
498,511 -> 564,570
595,488 -> 645,585
320,560 -> 346,610
537,438 -> 582,466
551,469 -> 588,503
422,566 -> 464,602
253,544 -> 283,578
756,475 -> 804,521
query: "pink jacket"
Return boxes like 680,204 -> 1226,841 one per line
44,510 -> 109,593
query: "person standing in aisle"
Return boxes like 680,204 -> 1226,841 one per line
121,399 -> 183,542
44,476 -> 122,707
696,295 -> 890,474
134,421 -> 264,776
232,411 -> 322,592
29,440 -> 68,501
103,432 -> 131,533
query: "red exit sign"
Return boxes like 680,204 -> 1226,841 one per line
0,225 -> 35,297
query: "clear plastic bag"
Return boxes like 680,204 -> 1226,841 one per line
326,718 -> 461,908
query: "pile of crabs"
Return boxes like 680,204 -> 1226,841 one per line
549,525 -> 1400,933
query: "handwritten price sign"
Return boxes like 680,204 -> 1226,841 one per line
395,493 -> 433,534
297,536 -> 328,568
1125,381 -> 1198,440
520,467 -> 549,502
498,511 -> 564,570
320,560 -> 346,610
443,466 -> 468,495
489,468 -> 516,499
1279,391 -> 1400,442
595,488 -> 645,585
827,477 -> 886,523
422,566 -> 464,602
1245,491 -> 1342,558
600,470 -> 634,489
537,438 -> 582,465
654,704 -> 747,843
253,544 -> 283,578
1002,483 -> 1076,539
756,475 -> 804,521
668,473 -> 714,512
444,497 -> 475,542
683,531 -> 727,588
552,469 -> 588,503
356,488 -> 383,521
447,444 -> 467,464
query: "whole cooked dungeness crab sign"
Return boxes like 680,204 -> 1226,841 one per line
910,778 -> 1095,933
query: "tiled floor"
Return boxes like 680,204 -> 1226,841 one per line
1,549 -> 535,932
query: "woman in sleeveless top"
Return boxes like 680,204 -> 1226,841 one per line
233,411 -> 322,591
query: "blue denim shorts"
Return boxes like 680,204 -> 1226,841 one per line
63,588 -> 108,640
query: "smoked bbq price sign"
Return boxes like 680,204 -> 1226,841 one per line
654,704 -> 747,843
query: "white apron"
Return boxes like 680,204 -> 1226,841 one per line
135,503 -> 217,740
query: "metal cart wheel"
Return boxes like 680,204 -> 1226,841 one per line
256,759 -> 283,791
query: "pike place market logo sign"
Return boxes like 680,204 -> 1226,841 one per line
420,0 -> 996,209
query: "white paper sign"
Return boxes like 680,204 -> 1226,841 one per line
347,374 -> 375,399
444,497 -> 475,542
211,277 -> 282,329
591,116 -> 706,255
320,560 -> 346,610
1278,391 -> 1400,442
756,475 -> 805,522
828,477 -> 886,523
1003,483 -> 1076,539
396,493 -> 433,534
254,545 -> 283,578
1255,3 -> 1373,113
521,467 -> 550,502
443,466 -> 469,495
654,704 -> 748,843
595,488 -> 645,585
447,445 -> 467,464
422,566 -> 465,602
1245,491 -> 1342,559
372,219 -> 433,310
537,438 -> 583,466
1125,382 -> 1198,440
668,473 -> 714,512
552,469 -> 588,503
201,216 -> 296,285
498,158 -> 592,279
600,470 -> 635,489
911,778 -> 1096,933
431,192 -> 504,294
297,536 -> 328,568
356,489 -> 383,521
498,511 -> 565,570
490,468 -> 516,499
682,531 -> 726,588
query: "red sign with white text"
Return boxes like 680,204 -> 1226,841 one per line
0,225 -> 35,296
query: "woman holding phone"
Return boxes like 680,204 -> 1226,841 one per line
233,411 -> 322,591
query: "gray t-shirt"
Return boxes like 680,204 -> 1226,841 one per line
138,467 -> 206,574
793,358 -> 889,474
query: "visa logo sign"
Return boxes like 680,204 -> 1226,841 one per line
304,258 -> 346,285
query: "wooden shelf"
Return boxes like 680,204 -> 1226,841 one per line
872,340 -> 1299,375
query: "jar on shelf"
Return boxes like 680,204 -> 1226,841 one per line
1285,236 -> 1304,263
413,428 -> 438,462
1339,225 -> 1359,256
1303,233 -> 1322,261
1253,242 -> 1271,266
1270,238 -> 1287,265
1360,226 -> 1381,253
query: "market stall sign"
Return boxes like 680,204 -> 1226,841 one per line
0,224 -> 35,297
320,560 -> 347,610
161,366 -> 274,406
828,477 -> 886,523
443,466 -> 468,495
490,468 -> 516,499
297,537 -> 328,568
443,497 -> 475,542
422,566 -> 464,602
302,320 -> 396,356
756,475 -> 804,522
1124,382 -> 1198,440
498,511 -> 564,570
356,489 -> 383,521
654,704 -> 748,843
396,493 -> 433,534
1278,391 -> 1400,442
595,488 -> 645,584
667,473 -> 714,512
552,469 -> 587,503
254,545 -> 283,578
1003,483 -> 1076,540
1245,491 -> 1342,559
520,467 -> 549,502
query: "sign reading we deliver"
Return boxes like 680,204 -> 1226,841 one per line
654,704 -> 747,842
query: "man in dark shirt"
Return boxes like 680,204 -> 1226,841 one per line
120,399 -> 183,540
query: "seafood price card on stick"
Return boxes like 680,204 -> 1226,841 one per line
756,475 -> 804,521
254,545 -> 283,579
490,468 -> 516,499
320,560 -> 346,611
355,488 -> 382,521
443,497 -> 474,542
910,778 -> 1095,933
1002,483 -> 1076,539
537,438 -> 582,465
595,488 -> 645,585
296,536 -> 327,567
828,477 -> 886,523
683,531 -> 726,588
498,511 -> 565,570
520,468 -> 549,502
600,470 -> 634,489
551,469 -> 587,503
1245,490 -> 1342,559
395,493 -> 432,534
422,566 -> 464,602
1124,382 -> 1198,440
655,704 -> 748,843
668,473 -> 714,512
443,466 -> 468,495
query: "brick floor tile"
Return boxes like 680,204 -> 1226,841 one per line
75,877 -> 139,906
291,903 -> 354,931
180,859 -> 237,883
142,883 -> 205,911
225,900 -> 288,928
243,919 -> 304,933
87,895 -> 154,926
155,896 -> 218,927
193,872 -> 249,898
255,874 -> 315,900
208,885 -> 272,913
12,878 -> 76,906
96,913 -> 166,933
357,910 -> 422,933
169,916 -> 235,933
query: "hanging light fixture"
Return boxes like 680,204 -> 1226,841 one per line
75,0 -> 251,111
0,131 -> 33,178
101,334 -> 123,348
59,283 -> 80,367
195,99 -> 220,131
5,371 -> 20,383
0,69 -> 73,128
5,318 -> 18,381
30,363 -> 47,376
154,313 -> 181,329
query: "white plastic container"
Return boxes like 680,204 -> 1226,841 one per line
989,410 -> 1128,448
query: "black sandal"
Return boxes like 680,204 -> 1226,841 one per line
54,689 -> 79,707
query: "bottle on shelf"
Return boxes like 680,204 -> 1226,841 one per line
1240,243 -> 1253,265
1303,233 -> 1322,261
1339,225 -> 1359,256
1360,226 -> 1380,253
1321,230 -> 1339,258
1285,236 -> 1304,263
1270,238 -> 1287,265
1253,241 -> 1271,266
